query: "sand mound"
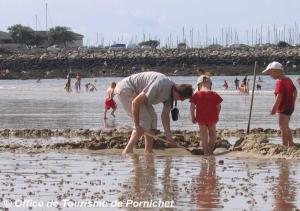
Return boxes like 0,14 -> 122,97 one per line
233,135 -> 300,159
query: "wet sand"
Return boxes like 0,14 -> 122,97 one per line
1,148 -> 300,210
0,128 -> 300,210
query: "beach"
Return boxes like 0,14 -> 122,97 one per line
0,75 -> 300,210
2,0 -> 300,209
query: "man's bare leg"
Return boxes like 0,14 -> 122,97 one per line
122,129 -> 143,154
144,130 -> 154,154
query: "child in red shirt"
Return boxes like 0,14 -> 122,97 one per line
263,61 -> 297,148
190,75 -> 223,155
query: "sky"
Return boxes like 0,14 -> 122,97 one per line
0,0 -> 299,46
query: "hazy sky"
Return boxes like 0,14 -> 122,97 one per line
0,0 -> 299,46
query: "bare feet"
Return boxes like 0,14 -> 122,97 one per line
122,149 -> 133,154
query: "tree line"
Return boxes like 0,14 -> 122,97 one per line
7,24 -> 77,47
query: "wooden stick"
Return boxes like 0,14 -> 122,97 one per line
247,61 -> 258,134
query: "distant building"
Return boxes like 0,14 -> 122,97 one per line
140,45 -> 152,49
127,43 -> 140,49
229,44 -> 250,48
110,43 -> 126,49
35,31 -> 84,48
0,31 -> 20,49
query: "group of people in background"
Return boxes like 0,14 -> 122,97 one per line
64,71 -> 97,93
223,76 -> 265,93
221,76 -> 262,94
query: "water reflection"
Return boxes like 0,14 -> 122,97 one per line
104,118 -> 116,129
161,157 -> 179,203
122,155 -> 157,201
191,157 -> 222,209
120,155 -> 179,209
273,159 -> 297,211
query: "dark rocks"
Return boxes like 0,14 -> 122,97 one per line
1,47 -> 300,79
86,142 -> 106,150
218,160 -> 225,165
215,139 -> 231,149
189,148 -> 204,155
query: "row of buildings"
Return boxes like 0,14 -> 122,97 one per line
0,30 -> 84,49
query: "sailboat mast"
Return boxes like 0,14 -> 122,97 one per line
46,3 -> 48,31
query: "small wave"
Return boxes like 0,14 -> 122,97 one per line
0,86 -> 17,90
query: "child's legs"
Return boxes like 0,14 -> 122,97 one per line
104,108 -> 108,119
199,125 -> 209,155
111,107 -> 116,117
207,124 -> 217,154
278,113 -> 293,147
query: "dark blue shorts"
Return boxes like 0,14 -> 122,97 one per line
279,108 -> 294,116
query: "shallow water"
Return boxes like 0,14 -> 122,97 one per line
0,75 -> 299,130
0,152 -> 300,210
1,75 -> 300,210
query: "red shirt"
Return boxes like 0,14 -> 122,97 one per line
191,91 -> 223,125
274,77 -> 296,112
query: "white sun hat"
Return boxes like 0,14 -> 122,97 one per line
262,61 -> 283,74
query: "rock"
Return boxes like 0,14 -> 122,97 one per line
87,143 -> 106,150
189,148 -> 204,155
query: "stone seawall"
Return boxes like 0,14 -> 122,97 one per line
0,47 -> 299,79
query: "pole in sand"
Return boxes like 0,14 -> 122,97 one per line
247,61 -> 258,134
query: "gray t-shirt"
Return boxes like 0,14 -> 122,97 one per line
116,72 -> 174,106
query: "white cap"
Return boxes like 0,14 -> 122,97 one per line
262,61 -> 283,74
197,75 -> 212,85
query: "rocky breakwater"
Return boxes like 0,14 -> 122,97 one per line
0,47 -> 300,79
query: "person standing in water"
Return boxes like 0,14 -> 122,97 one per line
223,80 -> 228,90
104,82 -> 117,119
65,72 -> 72,92
75,72 -> 81,92
115,71 -> 193,154
234,77 -> 239,90
190,75 -> 223,155
263,61 -> 297,148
